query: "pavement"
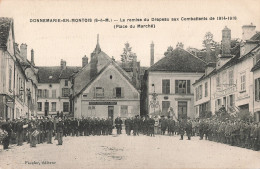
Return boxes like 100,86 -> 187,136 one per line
0,132 -> 260,169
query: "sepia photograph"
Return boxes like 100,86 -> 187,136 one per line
0,0 -> 259,168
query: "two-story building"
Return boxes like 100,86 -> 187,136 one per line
142,44 -> 206,119
72,37 -> 140,120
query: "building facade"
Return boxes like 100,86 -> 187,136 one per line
194,24 -> 260,121
36,61 -> 80,117
142,45 -> 206,119
73,38 -> 140,120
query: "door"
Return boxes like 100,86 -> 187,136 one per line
108,106 -> 114,121
178,101 -> 187,119
45,102 -> 49,116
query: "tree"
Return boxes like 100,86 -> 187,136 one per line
121,42 -> 135,62
202,32 -> 217,49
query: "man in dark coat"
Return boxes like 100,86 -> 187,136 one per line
125,118 -> 131,135
179,119 -> 185,140
16,119 -> 24,146
161,116 -> 167,135
56,118 -> 64,145
46,118 -> 54,144
185,119 -> 192,140
115,117 -> 123,134
1,119 -> 12,149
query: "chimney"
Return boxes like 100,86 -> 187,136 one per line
176,42 -> 184,49
82,55 -> 88,67
14,43 -> 19,52
60,59 -> 66,70
20,43 -> 27,60
242,23 -> 256,41
150,42 -> 154,66
221,26 -> 231,56
31,49 -> 35,66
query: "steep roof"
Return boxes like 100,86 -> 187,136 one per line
0,17 -> 12,49
148,47 -> 206,73
37,66 -> 80,83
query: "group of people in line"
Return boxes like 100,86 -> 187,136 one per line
0,114 -> 259,151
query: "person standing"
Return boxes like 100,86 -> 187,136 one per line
115,117 -> 122,134
56,118 -> 64,145
1,119 -> 12,149
179,119 -> 185,140
185,119 -> 192,140
30,121 -> 38,148
46,118 -> 54,144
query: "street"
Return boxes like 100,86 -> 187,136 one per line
0,131 -> 259,169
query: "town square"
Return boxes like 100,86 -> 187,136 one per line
0,0 -> 260,169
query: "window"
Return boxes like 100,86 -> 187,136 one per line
63,102 -> 69,112
114,87 -> 124,98
178,101 -> 187,119
255,78 -> 260,101
175,80 -> 190,94
229,95 -> 234,107
222,71 -> 227,88
52,89 -> 56,98
95,87 -> 104,97
198,85 -> 202,100
37,102 -> 42,111
162,79 -> 170,94
240,72 -> 246,91
38,89 -> 42,98
9,68 -> 12,91
51,102 -> 56,112
205,82 -> 208,97
65,80 -> 68,86
43,89 -> 49,98
229,70 -> 234,86
121,105 -> 128,117
62,88 -> 70,97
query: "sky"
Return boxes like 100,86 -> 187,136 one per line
0,0 -> 260,67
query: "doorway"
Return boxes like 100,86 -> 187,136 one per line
108,106 -> 114,121
178,101 -> 187,119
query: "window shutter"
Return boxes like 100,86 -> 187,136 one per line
113,88 -> 116,98
121,87 -> 124,98
46,90 -> 49,98
187,80 -> 190,94
175,80 -> 178,94
255,79 -> 258,101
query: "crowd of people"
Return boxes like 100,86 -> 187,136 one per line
0,114 -> 259,151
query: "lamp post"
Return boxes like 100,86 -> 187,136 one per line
150,84 -> 160,116
27,88 -> 31,119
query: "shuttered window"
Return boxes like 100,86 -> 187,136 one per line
162,79 -> 170,94
175,80 -> 190,94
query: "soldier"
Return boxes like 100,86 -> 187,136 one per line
30,120 -> 38,148
16,118 -> 24,146
198,119 -> 204,140
133,116 -> 140,136
179,119 -> 185,140
168,118 -> 175,136
115,117 -> 123,134
46,118 -> 54,144
161,116 -> 167,135
1,119 -> 12,149
185,119 -> 192,140
148,116 -> 155,137
56,118 -> 64,145
125,117 -> 131,136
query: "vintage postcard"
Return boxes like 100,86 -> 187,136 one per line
0,0 -> 259,168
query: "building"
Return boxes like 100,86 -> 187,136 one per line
0,17 -> 38,120
72,36 -> 140,120
0,18 -> 17,120
36,61 -> 80,116
142,43 -> 206,119
193,24 -> 260,121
